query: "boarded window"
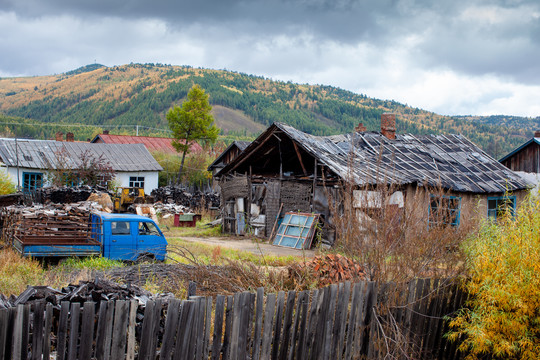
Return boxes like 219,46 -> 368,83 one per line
273,212 -> 319,249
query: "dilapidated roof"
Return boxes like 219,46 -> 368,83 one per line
219,123 -> 531,194
208,141 -> 251,171
0,139 -> 163,172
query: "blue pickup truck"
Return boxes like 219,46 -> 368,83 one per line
13,212 -> 167,261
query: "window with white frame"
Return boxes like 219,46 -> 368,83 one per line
129,176 -> 144,189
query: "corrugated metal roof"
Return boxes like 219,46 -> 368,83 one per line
219,123 -> 532,194
91,134 -> 203,154
0,139 -> 163,172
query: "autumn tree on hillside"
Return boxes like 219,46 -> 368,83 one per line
167,85 -> 219,184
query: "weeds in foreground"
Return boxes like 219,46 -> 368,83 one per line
448,195 -> 540,359
0,248 -> 44,296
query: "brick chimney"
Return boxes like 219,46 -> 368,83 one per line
381,113 -> 396,140
355,123 -> 367,132
103,130 -> 109,135
535,130 -> 540,138
55,131 -> 63,142
66,132 -> 75,142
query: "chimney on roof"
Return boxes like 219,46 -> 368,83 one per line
381,113 -> 396,140
535,130 -> 540,138
55,131 -> 63,142
103,130 -> 109,135
355,123 -> 367,132
66,132 -> 74,142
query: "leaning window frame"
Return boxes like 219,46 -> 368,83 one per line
487,195 -> 516,220
428,194 -> 461,228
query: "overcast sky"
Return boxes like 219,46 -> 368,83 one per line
1,0 -> 540,117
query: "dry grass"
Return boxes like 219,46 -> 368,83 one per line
0,248 -> 45,296
328,179 -> 476,283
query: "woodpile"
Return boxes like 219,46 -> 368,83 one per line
151,186 -> 220,210
0,201 -> 106,245
35,186 -> 108,204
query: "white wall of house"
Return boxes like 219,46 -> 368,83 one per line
114,171 -> 159,194
1,166 -> 159,194
3,166 -> 48,190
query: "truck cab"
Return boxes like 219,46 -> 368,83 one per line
91,212 -> 167,261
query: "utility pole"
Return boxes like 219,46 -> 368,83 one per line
15,138 -> 20,190
136,125 -> 139,136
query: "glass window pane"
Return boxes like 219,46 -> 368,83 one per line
111,221 -> 130,235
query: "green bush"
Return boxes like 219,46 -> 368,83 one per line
0,171 -> 16,195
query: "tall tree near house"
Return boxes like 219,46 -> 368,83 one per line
167,84 -> 219,184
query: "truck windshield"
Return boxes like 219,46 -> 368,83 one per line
111,221 -> 130,235
139,222 -> 160,236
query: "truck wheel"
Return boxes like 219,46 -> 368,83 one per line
136,253 -> 155,263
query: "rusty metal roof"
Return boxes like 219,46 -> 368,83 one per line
0,139 -> 163,172
219,123 -> 531,194
91,134 -> 202,154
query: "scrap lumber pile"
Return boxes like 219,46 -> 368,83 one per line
151,186 -> 220,210
288,254 -> 367,287
0,278 -> 161,309
0,201 -> 105,245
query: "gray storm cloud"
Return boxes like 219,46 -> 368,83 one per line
1,0 -> 540,115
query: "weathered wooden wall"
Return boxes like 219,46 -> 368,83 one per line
501,142 -> 540,173
0,279 -> 467,360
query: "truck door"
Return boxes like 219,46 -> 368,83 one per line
136,221 -> 167,261
108,220 -> 136,260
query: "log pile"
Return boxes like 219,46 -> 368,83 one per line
151,186 -> 220,210
34,186 -> 108,204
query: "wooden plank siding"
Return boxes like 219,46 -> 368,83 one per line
0,279 -> 467,359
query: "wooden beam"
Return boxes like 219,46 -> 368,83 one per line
292,141 -> 308,176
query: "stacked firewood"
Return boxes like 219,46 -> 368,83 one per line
151,186 -> 220,210
35,186 -> 109,204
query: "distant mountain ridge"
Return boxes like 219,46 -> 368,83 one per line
0,63 -> 538,158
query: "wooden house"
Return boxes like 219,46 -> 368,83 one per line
215,115 -> 531,246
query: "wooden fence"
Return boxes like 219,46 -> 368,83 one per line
0,278 -> 466,360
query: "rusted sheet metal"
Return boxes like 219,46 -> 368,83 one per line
219,122 -> 532,194
92,134 -> 203,154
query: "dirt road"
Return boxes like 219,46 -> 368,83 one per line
179,236 -> 317,258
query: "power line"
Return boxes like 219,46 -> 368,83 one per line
0,121 -> 172,132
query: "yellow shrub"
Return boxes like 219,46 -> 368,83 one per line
448,196 -> 540,359
0,171 -> 16,195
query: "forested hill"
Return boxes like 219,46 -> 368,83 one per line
0,63 -> 538,157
